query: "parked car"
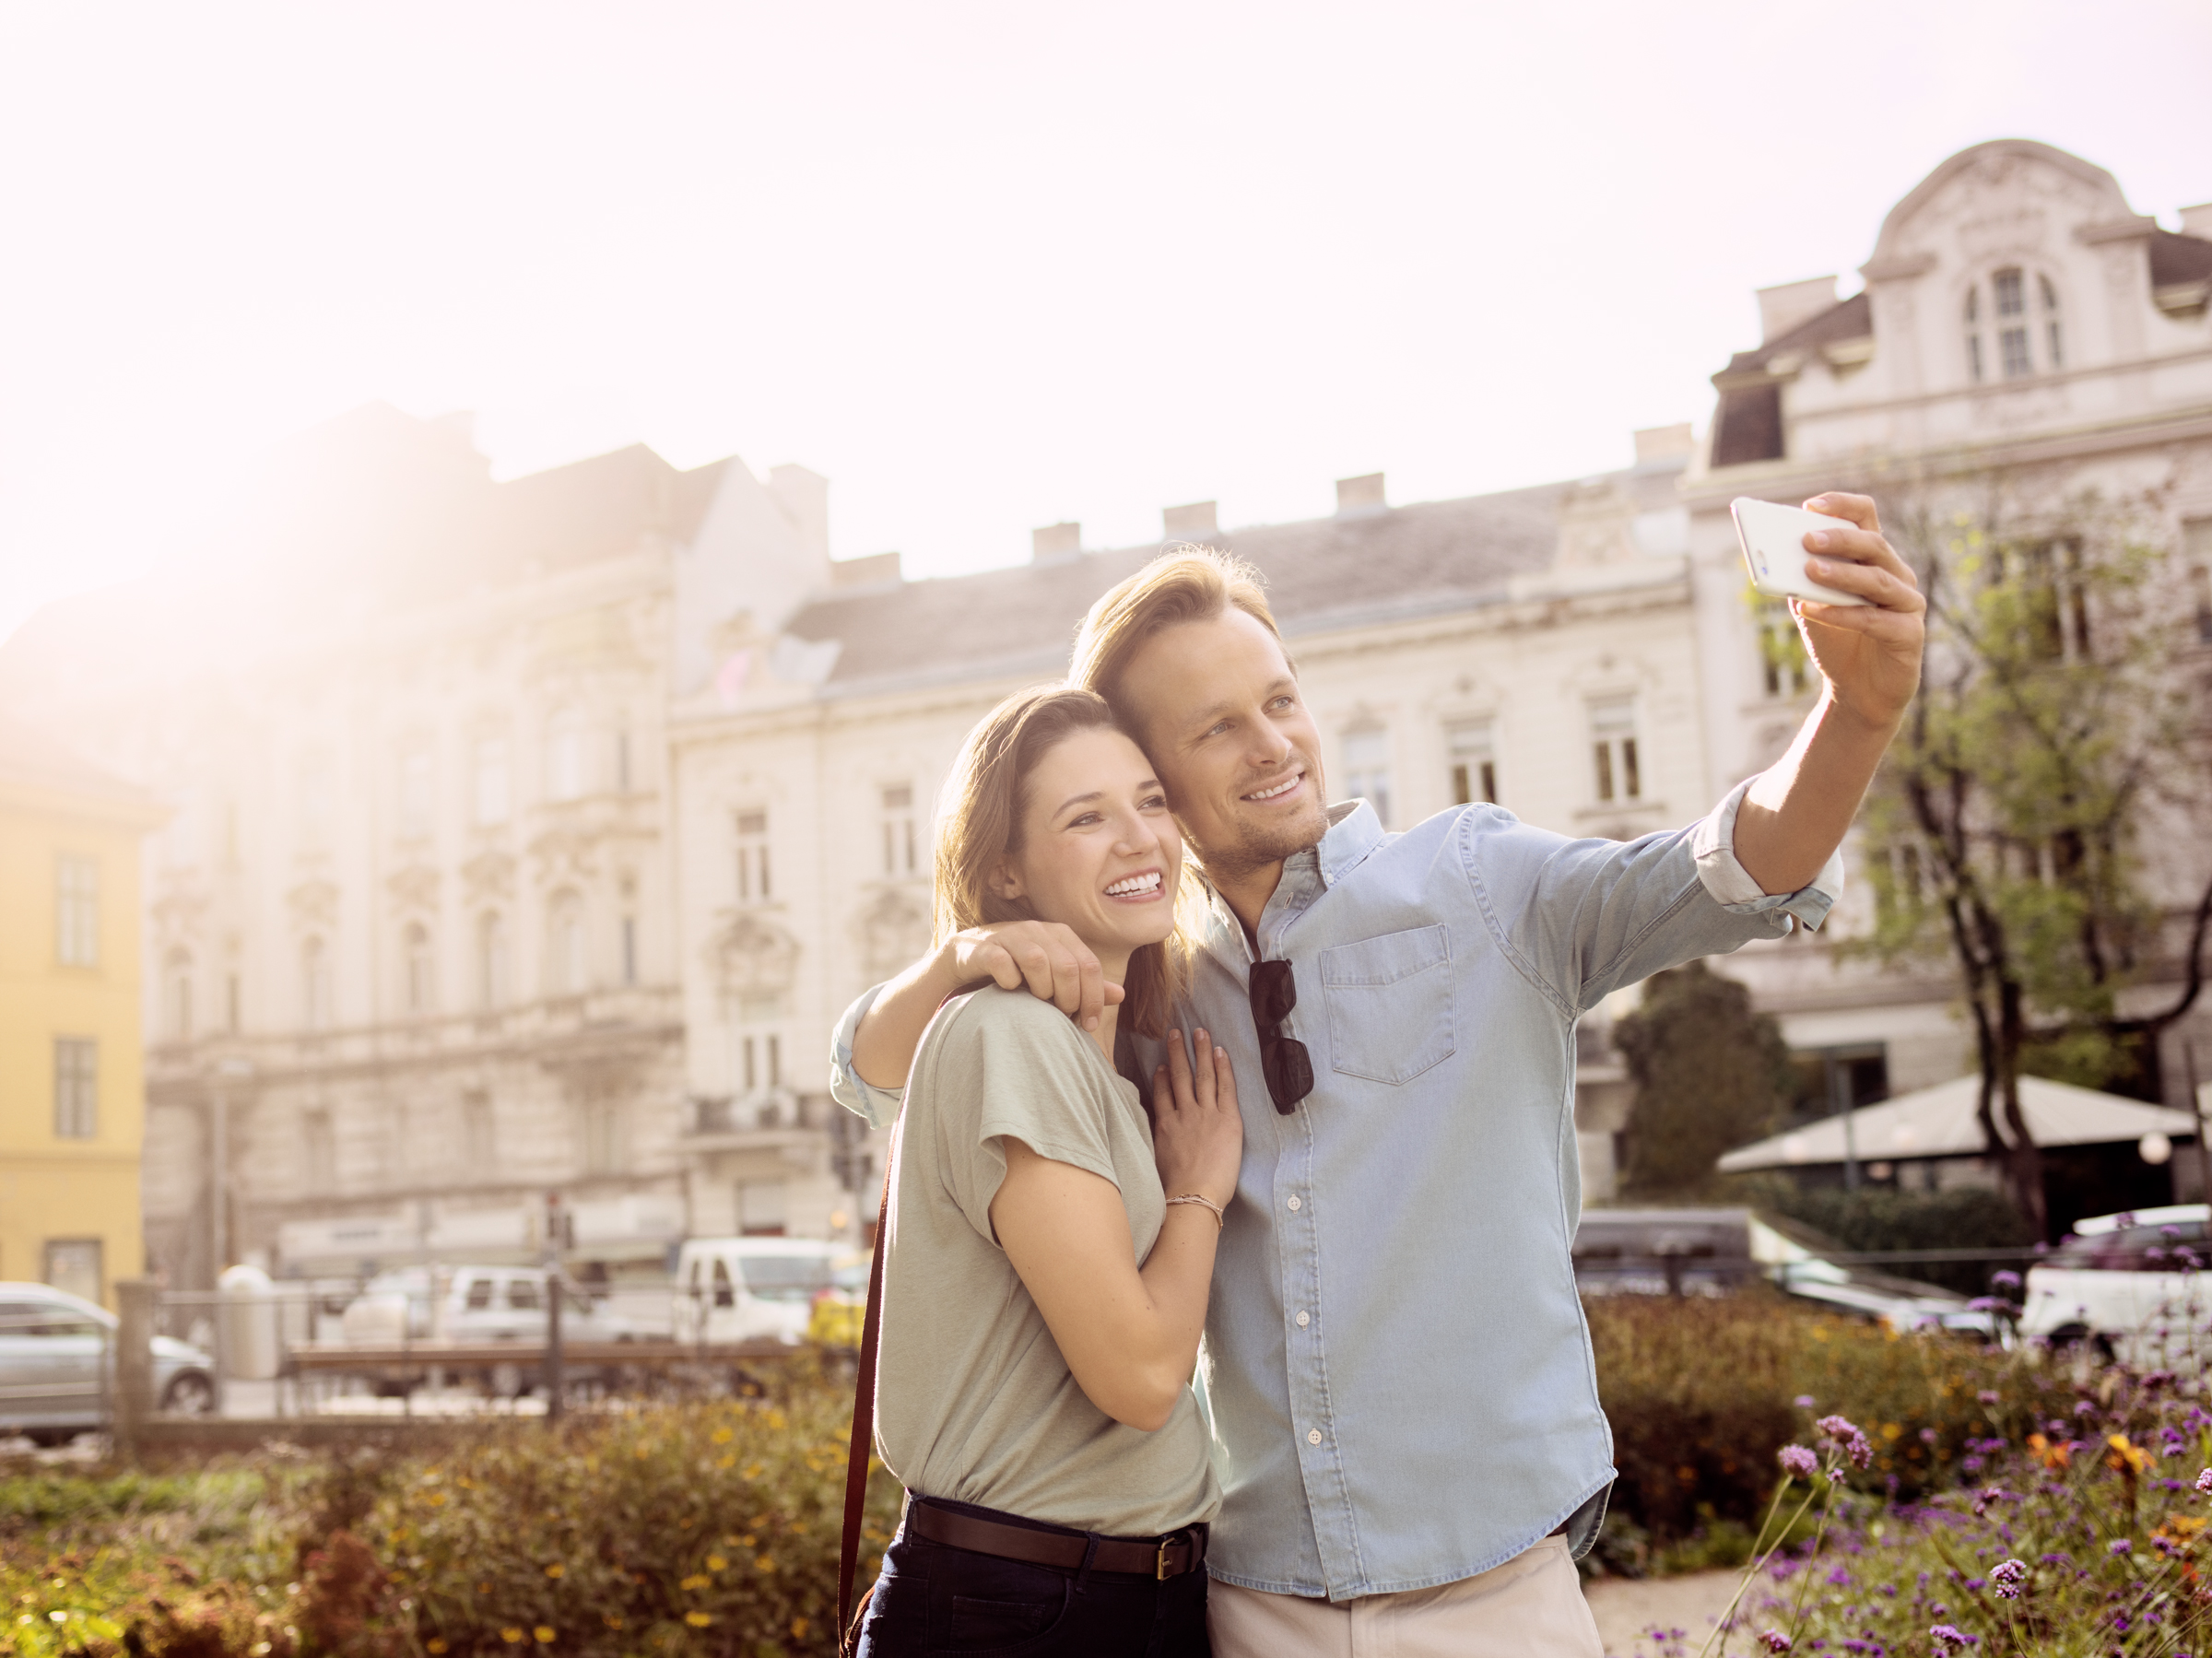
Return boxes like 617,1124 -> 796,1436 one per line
673,1240 -> 841,1346
0,1282 -> 215,1444
2020,1204 -> 2211,1364
336,1265 -> 638,1397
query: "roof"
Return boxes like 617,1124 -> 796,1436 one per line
1716,290 -> 1874,382
0,709 -> 162,815
785,478 -> 1580,694
2150,229 -> 2212,288
1717,1074 -> 2199,1172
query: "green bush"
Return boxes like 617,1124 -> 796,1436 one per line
1587,1288 -> 2076,1559
1757,1184 -> 2032,1295
2,1361 -> 900,1658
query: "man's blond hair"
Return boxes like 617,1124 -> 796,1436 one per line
1068,546 -> 1289,731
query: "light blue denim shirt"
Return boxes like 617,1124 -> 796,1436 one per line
831,781 -> 1840,1601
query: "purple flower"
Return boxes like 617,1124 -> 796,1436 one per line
1758,1633 -> 1792,1653
2075,1400 -> 2098,1418
1977,1389 -> 2001,1405
1930,1625 -> 1972,1652
1817,1414 -> 1875,1469
1779,1444 -> 1818,1480
1794,1394 -> 1816,1409
2196,1467 -> 2212,1495
2111,1538 -> 2133,1556
1991,1269 -> 2021,1289
1990,1558 -> 2027,1600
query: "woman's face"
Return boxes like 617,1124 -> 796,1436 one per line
991,726 -> 1184,963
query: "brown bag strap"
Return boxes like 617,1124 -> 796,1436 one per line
837,1169 -> 893,1652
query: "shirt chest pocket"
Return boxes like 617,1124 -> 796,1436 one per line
1317,924 -> 1454,1085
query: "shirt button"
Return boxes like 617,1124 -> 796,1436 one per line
1307,1429 -> 1324,1445
1286,1195 -> 1301,1211
1295,1311 -> 1310,1328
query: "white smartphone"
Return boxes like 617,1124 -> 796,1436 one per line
1729,497 -> 1871,607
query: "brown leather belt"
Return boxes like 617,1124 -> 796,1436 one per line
907,1501 -> 1209,1580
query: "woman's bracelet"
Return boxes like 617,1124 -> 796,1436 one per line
1164,1193 -> 1227,1229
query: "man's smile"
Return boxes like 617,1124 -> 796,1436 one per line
1241,770 -> 1304,803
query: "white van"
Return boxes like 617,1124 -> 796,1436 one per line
672,1239 -> 841,1346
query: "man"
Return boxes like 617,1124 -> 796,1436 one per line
832,495 -> 1924,1653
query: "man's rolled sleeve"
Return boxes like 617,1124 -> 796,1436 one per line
1690,776 -> 1844,932
828,982 -> 903,1129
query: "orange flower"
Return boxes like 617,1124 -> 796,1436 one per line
2109,1434 -> 2151,1476
2028,1433 -> 2072,1471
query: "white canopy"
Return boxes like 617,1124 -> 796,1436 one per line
1717,1073 -> 2201,1172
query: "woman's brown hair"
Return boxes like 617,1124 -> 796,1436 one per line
933,684 -> 1193,1040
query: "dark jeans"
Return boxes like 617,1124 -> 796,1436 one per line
853,1495 -> 1211,1657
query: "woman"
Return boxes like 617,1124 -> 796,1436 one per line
849,685 -> 1242,1657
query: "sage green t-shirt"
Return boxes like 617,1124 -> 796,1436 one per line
873,986 -> 1222,1537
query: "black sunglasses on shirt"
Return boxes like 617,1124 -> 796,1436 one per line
1248,958 -> 1315,1115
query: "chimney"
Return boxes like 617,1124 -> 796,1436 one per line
1031,522 -> 1081,563
1162,500 -> 1218,541
1756,276 -> 1840,344
829,551 -> 901,590
2181,203 -> 2212,241
769,464 -> 830,560
1335,473 -> 1387,519
1632,424 -> 1695,468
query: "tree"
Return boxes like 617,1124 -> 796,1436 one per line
1615,959 -> 1794,1197
1848,477 -> 2212,1238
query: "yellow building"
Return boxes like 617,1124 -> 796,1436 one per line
0,713 -> 163,1310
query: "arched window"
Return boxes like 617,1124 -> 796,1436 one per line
477,911 -> 509,1009
403,923 -> 434,1016
164,948 -> 194,1041
300,935 -> 331,1031
545,708 -> 586,803
548,892 -> 586,996
1965,267 -> 2060,382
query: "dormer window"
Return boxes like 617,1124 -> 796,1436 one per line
1966,267 -> 2060,382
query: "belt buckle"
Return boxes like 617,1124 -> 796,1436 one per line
1155,1535 -> 1174,1580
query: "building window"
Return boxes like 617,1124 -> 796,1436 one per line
403,923 -> 434,1015
735,809 -> 771,901
462,1091 -> 497,1165
55,856 -> 98,967
1340,726 -> 1393,827
1590,696 -> 1641,803
477,911 -> 509,1008
299,752 -> 334,851
545,707 -> 585,803
226,970 -> 241,1033
1445,719 -> 1498,806
616,724 -> 633,793
618,874 -> 639,986
548,892 -> 586,995
1963,284 -> 1983,382
473,735 -> 511,826
43,1240 -> 102,1306
53,1038 -> 97,1139
164,949 -> 194,1041
303,1110 -> 336,1193
2041,274 -> 2064,368
738,1180 -> 788,1237
398,746 -> 434,839
1758,600 -> 1809,698
2187,521 -> 2212,645
582,1099 -> 624,1175
300,935 -> 332,1030
881,784 -> 918,877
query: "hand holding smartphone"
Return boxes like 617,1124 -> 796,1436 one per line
1730,498 -> 1873,607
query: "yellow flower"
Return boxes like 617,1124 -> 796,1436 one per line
2108,1433 -> 2151,1475
680,1575 -> 712,1592
711,1427 -> 734,1444
706,1556 -> 727,1571
603,1616 -> 624,1630
543,1565 -> 564,1580
791,1617 -> 809,1640
634,1445 -> 651,1460
1881,1423 -> 1902,1441
765,1409 -> 788,1430
742,1464 -> 763,1481
501,1629 -> 525,1644
684,1613 -> 713,1629
716,1454 -> 735,1469
534,1626 -> 556,1643
428,1643 -> 448,1655
755,1556 -> 777,1574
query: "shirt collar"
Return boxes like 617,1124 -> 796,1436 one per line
1194,799 -> 1385,968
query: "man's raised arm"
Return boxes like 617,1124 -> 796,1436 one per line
1730,493 -> 1926,893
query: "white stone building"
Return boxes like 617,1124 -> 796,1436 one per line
1682,138 -> 2212,1151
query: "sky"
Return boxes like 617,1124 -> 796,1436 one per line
1,0 -> 2208,642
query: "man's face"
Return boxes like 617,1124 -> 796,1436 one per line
1116,607 -> 1330,879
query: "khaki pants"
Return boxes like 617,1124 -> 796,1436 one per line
1208,1536 -> 1602,1658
